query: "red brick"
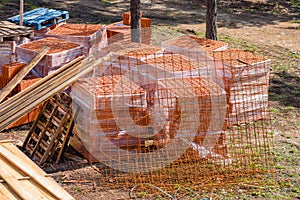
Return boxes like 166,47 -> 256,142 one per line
122,12 -> 143,25
0,75 -> 10,89
141,18 -> 152,28
2,62 -> 26,80
16,75 -> 41,92
6,113 -> 29,129
28,106 -> 41,122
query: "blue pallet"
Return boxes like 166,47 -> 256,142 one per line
7,7 -> 69,30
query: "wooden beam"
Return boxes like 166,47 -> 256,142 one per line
0,46 -> 49,103
20,0 -> 23,26
0,57 -> 95,131
0,144 -> 74,200
0,56 -> 84,114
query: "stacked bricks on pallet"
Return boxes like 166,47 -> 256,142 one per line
0,62 -> 41,129
16,37 -> 82,77
0,41 -> 17,68
211,49 -> 271,126
155,77 -> 228,159
106,14 -> 152,45
71,75 -> 150,159
46,24 -> 108,57
161,35 -> 228,87
98,41 -> 163,77
33,22 -> 66,39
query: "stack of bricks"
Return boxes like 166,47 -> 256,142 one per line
33,22 -> 66,40
155,77 -> 228,158
0,41 -> 17,68
212,49 -> 271,126
72,40 -> 230,161
98,41 -> 162,77
46,23 -> 107,57
16,37 -> 83,77
106,12 -> 152,45
0,62 -> 41,129
71,75 -> 149,157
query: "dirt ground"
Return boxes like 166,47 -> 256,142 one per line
0,0 -> 299,199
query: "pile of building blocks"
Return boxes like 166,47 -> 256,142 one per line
0,41 -> 16,68
46,23 -> 108,56
211,49 -> 271,126
70,30 -> 271,163
106,12 -> 152,45
16,37 -> 83,77
71,75 -> 149,156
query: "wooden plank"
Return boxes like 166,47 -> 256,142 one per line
0,145 -> 57,200
0,183 -> 21,200
0,159 -> 38,200
0,46 -> 49,103
1,143 -> 46,176
0,57 -> 95,131
0,56 -> 84,114
0,144 -> 74,200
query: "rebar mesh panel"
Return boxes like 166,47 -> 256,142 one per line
71,36 -> 274,192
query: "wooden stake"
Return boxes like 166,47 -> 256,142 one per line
20,0 -> 24,26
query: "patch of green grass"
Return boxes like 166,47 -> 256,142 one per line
287,51 -> 300,59
138,191 -> 147,197
291,187 -> 300,193
283,106 -> 296,111
275,165 -> 286,169
270,107 -> 280,113
196,31 -> 205,37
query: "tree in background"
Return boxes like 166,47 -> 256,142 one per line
206,0 -> 218,40
130,0 -> 141,43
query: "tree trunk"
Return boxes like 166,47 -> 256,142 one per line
206,0 -> 218,40
130,0 -> 141,43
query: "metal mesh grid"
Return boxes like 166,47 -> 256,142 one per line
71,35 -> 274,192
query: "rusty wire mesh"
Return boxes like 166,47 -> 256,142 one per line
70,35 -> 274,193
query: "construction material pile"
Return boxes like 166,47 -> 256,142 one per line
106,12 -> 152,45
17,37 -> 83,77
0,21 -> 33,67
70,34 -> 273,190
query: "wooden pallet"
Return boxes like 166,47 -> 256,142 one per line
7,8 -> 69,30
0,140 -> 74,200
0,21 -> 33,42
23,93 -> 75,165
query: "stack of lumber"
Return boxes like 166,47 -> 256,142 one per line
46,23 -> 108,56
0,21 -> 33,67
16,37 -> 83,77
0,140 -> 74,200
0,62 -> 41,129
0,54 -> 98,132
71,75 -> 150,157
0,47 -> 49,129
0,21 -> 33,42
212,49 -> 271,126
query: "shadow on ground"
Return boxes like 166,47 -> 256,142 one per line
269,71 -> 300,108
